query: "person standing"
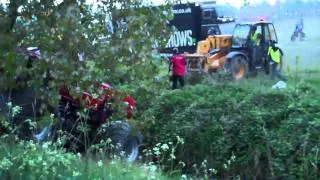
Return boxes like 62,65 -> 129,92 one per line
250,26 -> 261,69
169,48 -> 187,90
268,41 -> 286,81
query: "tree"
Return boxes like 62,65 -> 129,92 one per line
0,0 -> 173,111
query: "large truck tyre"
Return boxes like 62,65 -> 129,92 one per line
230,56 -> 249,80
34,120 -> 142,162
123,135 -> 140,162
96,120 -> 142,162
0,88 -> 41,138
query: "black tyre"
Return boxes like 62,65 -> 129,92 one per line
186,71 -> 203,85
0,88 -> 41,139
230,56 -> 249,80
123,136 -> 140,162
96,120 -> 142,162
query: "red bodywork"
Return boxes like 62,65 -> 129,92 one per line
122,95 -> 136,119
59,83 -> 135,124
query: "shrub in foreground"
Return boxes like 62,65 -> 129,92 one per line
141,82 -> 320,179
0,138 -> 169,180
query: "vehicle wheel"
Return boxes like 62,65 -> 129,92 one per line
34,125 -> 52,142
123,137 -> 140,162
186,71 -> 203,85
96,120 -> 142,162
230,56 -> 249,80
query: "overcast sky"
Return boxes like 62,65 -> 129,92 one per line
151,0 -> 317,8
151,0 -> 270,7
0,0 -> 317,9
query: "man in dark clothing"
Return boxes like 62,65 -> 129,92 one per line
169,48 -> 187,90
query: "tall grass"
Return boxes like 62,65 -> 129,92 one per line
0,138 -> 172,180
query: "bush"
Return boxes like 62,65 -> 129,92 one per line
140,82 -> 320,179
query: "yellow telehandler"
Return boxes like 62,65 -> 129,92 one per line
185,21 -> 283,80
185,34 -> 232,73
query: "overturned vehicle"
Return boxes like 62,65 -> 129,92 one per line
0,47 -> 142,162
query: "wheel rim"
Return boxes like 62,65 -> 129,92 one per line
124,138 -> 139,162
34,126 -> 51,141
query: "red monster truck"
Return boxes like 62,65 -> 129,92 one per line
0,47 -> 142,162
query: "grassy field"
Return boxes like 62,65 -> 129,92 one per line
275,16 -> 320,70
220,16 -> 320,70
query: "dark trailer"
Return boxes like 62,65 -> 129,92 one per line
162,3 -> 201,55
161,2 -> 234,55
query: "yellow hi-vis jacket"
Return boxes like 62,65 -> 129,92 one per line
268,47 -> 281,64
250,32 -> 260,46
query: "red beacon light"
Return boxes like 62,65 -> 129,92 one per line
258,16 -> 267,22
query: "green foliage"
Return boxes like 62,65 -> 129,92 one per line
0,0 -> 173,111
0,138 -> 170,180
140,81 -> 320,179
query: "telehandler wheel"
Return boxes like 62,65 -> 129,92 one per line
231,56 -> 249,80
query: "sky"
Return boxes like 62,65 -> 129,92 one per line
0,0 -> 317,9
151,0 -> 270,7
151,0 -> 318,8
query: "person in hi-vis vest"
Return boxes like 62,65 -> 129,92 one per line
250,26 -> 262,68
267,41 -> 286,81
